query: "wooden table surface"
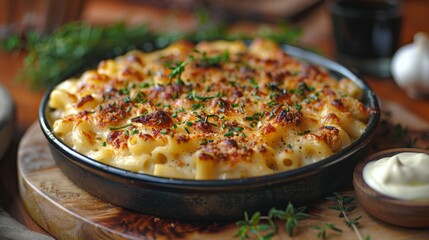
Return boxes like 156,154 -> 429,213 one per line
1,0 -> 429,238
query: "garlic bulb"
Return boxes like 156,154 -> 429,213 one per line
391,32 -> 429,99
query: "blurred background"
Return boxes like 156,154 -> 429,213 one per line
0,0 -> 327,47
0,0 -> 322,34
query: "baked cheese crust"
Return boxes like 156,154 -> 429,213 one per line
48,39 -> 371,180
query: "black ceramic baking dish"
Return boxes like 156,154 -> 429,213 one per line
39,44 -> 380,220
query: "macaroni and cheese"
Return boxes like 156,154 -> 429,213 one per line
47,39 -> 371,180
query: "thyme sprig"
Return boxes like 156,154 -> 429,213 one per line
313,223 -> 343,240
392,124 -> 418,148
326,192 -> 367,240
235,202 -> 308,239
235,212 -> 276,240
269,202 -> 309,237
379,111 -> 423,149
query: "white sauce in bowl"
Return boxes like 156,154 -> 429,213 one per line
363,152 -> 429,201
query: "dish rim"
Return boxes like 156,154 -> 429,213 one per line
38,43 -> 381,190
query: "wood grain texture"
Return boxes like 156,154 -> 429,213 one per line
17,99 -> 429,240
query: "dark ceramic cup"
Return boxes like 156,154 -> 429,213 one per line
329,0 -> 402,77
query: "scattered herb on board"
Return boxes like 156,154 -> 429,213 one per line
312,223 -> 343,240
235,202 -> 308,240
235,192 -> 374,240
377,111 -> 425,149
269,202 -> 309,237
235,211 -> 277,240
0,9 -> 301,90
326,192 -> 371,240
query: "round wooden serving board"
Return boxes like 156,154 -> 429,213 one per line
18,111 -> 429,239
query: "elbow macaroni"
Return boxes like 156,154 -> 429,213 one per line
47,39 -> 372,180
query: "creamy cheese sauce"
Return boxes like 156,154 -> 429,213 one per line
363,152 -> 429,201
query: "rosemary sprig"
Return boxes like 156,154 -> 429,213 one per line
326,192 -> 366,240
235,202 -> 308,239
2,22 -> 157,90
313,223 -> 342,240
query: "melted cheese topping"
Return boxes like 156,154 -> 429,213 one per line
48,39 -> 371,179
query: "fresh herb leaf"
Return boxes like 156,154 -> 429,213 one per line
269,202 -> 309,237
108,123 -> 133,131
4,22 -> 156,89
192,90 -> 219,101
235,212 -> 277,240
169,61 -> 187,85
327,192 -> 367,240
1,9 -> 301,90
194,50 -> 230,68
313,223 -> 342,240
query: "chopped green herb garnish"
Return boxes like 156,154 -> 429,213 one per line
139,83 -> 151,88
294,102 -> 302,111
109,123 -> 133,131
192,90 -> 220,101
297,130 -> 310,136
268,100 -> 279,107
133,92 -> 147,103
192,103 -> 203,110
268,82 -> 286,95
224,132 -> 234,137
194,50 -> 230,67
249,78 -> 258,88
169,61 -> 187,85
233,127 -> 244,132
